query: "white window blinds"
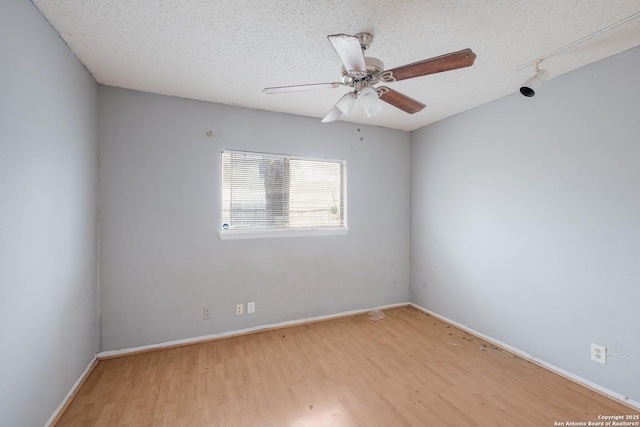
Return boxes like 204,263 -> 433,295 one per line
222,150 -> 346,231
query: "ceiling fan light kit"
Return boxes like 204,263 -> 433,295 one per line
335,92 -> 356,114
364,101 -> 383,117
358,86 -> 378,109
264,32 -> 477,123
358,86 -> 383,118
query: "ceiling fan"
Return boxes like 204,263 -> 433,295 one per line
264,32 -> 476,123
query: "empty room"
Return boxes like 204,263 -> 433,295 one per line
1,0 -> 639,426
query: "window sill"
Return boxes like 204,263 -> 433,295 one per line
218,228 -> 348,240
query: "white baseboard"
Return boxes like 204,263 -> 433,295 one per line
45,354 -> 98,427
97,302 -> 409,359
409,303 -> 640,411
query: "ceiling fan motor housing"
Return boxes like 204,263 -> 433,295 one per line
341,56 -> 385,88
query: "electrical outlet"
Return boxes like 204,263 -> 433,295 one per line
235,303 -> 244,316
203,307 -> 211,320
247,301 -> 255,314
591,343 -> 606,365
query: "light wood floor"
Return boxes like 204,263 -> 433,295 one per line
55,306 -> 636,426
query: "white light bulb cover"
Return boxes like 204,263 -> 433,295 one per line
365,102 -> 383,117
335,93 -> 356,115
358,86 -> 379,109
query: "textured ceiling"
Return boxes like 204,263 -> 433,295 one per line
33,1 -> 640,131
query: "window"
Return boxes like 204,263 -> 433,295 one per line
220,150 -> 346,239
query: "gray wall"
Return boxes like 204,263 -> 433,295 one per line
411,46 -> 640,403
98,86 -> 410,351
0,1 -> 99,426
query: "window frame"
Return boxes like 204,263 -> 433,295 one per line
218,149 -> 348,240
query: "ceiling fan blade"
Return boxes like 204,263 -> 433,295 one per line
376,86 -> 425,114
327,34 -> 367,77
380,48 -> 476,82
264,82 -> 344,94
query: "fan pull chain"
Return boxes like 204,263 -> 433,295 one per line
356,96 -> 365,141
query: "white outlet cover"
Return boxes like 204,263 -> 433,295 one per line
591,343 -> 606,365
236,303 -> 243,315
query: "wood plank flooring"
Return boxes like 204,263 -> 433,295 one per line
55,307 -> 637,426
